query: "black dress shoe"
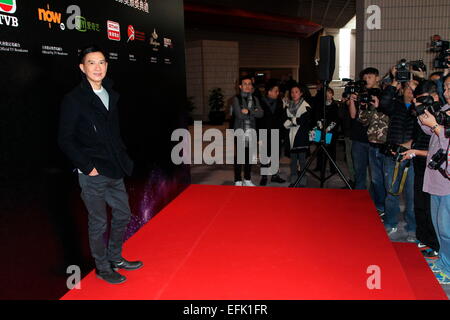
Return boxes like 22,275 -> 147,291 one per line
271,175 -> 286,184
96,269 -> 127,284
110,258 -> 143,271
260,176 -> 268,186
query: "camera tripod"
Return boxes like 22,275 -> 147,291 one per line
291,80 -> 353,189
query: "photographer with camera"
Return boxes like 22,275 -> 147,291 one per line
416,79 -> 450,284
379,71 -> 417,240
347,68 -> 385,214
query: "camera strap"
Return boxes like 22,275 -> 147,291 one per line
389,160 -> 411,196
438,140 -> 450,181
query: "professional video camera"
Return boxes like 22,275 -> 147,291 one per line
395,59 -> 427,82
342,79 -> 381,107
429,35 -> 450,69
342,79 -> 366,97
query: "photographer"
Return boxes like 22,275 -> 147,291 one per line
379,74 -> 417,240
417,80 -> 450,284
347,68 -> 384,213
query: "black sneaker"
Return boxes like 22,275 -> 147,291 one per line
271,175 -> 286,184
111,258 -> 143,271
96,269 -> 127,284
260,176 -> 268,186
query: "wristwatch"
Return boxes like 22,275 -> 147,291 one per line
430,124 -> 440,133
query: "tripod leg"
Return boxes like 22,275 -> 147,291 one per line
320,145 -> 353,189
291,147 -> 319,188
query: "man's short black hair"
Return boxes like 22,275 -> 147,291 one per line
430,71 -> 444,79
360,67 -> 380,79
239,75 -> 253,85
414,80 -> 438,97
265,79 -> 280,93
79,44 -> 107,64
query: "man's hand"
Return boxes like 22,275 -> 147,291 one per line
372,96 -> 380,109
411,68 -> 426,79
400,150 -> 416,162
241,109 -> 249,115
419,110 -> 439,128
89,168 -> 99,176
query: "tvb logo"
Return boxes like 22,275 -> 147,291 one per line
0,0 -> 16,14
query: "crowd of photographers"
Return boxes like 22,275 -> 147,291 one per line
230,38 -> 450,284
341,52 -> 450,284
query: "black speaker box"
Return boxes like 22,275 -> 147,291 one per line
319,36 -> 336,81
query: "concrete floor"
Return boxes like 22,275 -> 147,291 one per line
189,123 -> 450,298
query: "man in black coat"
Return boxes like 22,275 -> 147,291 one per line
58,45 -> 142,284
257,80 -> 286,186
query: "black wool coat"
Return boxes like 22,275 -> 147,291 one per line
58,77 -> 133,179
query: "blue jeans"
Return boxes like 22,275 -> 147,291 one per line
383,157 -> 415,232
368,145 -> 386,213
431,194 -> 450,275
351,141 -> 370,190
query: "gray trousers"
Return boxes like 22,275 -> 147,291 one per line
344,138 -> 355,181
78,174 -> 131,272
290,152 -> 307,187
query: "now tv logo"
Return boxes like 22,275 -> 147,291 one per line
38,4 -> 64,29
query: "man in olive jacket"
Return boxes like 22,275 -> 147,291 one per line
58,45 -> 142,285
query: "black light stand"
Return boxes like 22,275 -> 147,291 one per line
290,80 -> 353,189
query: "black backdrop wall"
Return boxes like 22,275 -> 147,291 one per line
0,0 -> 189,299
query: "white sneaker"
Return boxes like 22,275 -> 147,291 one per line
243,180 -> 256,187
235,181 -> 243,186
385,227 -> 398,236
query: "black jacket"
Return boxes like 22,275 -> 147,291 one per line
380,85 -> 415,145
257,96 -> 285,131
58,77 -> 133,179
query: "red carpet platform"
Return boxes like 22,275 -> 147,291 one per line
61,185 -> 447,300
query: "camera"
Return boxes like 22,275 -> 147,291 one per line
434,50 -> 450,69
396,59 -> 410,82
358,88 -> 382,109
428,149 -> 447,170
395,59 -> 427,82
412,95 -> 442,117
384,144 -> 410,162
342,79 -> 366,97
435,110 -> 450,138
429,36 -> 450,69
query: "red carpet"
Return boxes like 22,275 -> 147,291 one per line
61,185 -> 446,300
393,243 -> 447,300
